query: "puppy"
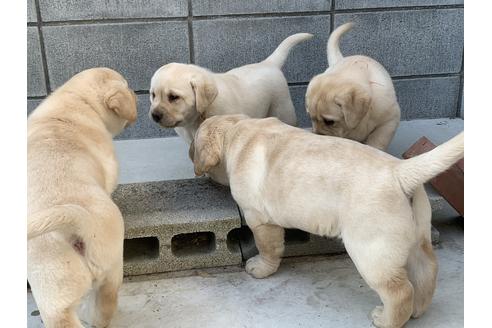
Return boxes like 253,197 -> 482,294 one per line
27,68 -> 137,327
149,33 -> 313,145
191,115 -> 464,328
306,22 -> 401,151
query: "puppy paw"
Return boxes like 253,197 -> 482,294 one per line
371,306 -> 387,328
412,307 -> 425,319
93,318 -> 111,328
245,255 -> 279,279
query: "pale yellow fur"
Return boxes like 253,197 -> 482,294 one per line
192,115 -> 463,328
27,68 -> 137,328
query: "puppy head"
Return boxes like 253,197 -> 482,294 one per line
306,76 -> 371,137
69,68 -> 137,136
190,114 -> 247,176
149,63 -> 218,128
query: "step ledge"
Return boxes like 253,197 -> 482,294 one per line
115,118 -> 464,185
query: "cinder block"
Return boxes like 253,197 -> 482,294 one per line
27,0 -> 36,22
43,22 -> 189,91
237,195 -> 441,260
427,187 -> 448,213
334,9 -> 463,76
289,85 -> 311,128
236,226 -> 346,260
27,27 -> 47,97
395,76 -> 461,120
27,99 -> 43,116
431,225 -> 440,245
115,137 -> 195,184
336,0 -> 463,9
193,16 -> 329,83
192,0 -> 330,16
39,0 -> 187,21
236,207 -> 345,260
112,178 -> 242,276
116,94 -> 177,140
239,223 -> 439,262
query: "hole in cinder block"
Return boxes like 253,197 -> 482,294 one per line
285,229 -> 310,245
171,232 -> 215,257
124,237 -> 159,262
226,228 -> 244,253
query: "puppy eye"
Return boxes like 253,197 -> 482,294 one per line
334,101 -> 342,108
323,118 -> 335,126
168,94 -> 180,102
151,91 -> 155,99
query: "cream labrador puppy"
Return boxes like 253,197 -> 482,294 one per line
190,115 -> 464,328
149,33 -> 313,145
27,68 -> 137,328
306,22 -> 401,151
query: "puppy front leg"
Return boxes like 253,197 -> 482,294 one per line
246,224 -> 285,279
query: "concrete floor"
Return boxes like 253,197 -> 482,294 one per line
27,205 -> 463,328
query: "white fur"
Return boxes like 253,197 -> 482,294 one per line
149,33 -> 314,146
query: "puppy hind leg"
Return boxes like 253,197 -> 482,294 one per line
407,239 -> 438,318
345,241 -> 414,328
246,224 -> 285,279
407,184 -> 437,318
29,252 -> 92,328
268,95 -> 298,127
370,270 -> 414,328
93,258 -> 123,327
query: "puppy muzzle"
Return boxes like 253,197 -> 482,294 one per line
149,108 -> 182,127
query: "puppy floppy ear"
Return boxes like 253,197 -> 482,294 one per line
104,81 -> 138,123
193,125 -> 223,176
190,74 -> 218,115
336,86 -> 371,129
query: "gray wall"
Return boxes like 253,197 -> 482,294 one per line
27,0 -> 464,140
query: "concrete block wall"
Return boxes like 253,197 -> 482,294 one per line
28,0 -> 463,140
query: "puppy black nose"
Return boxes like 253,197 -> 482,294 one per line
151,111 -> 162,123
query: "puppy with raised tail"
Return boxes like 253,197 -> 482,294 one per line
28,68 -> 137,327
190,115 -> 464,328
306,22 -> 400,151
149,33 -> 313,143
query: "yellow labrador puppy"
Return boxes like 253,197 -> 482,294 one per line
306,22 -> 401,151
190,115 -> 464,328
149,33 -> 313,144
28,68 -> 137,328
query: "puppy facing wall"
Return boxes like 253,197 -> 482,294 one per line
28,68 -> 137,327
191,115 -> 464,328
149,32 -> 313,144
306,22 -> 401,151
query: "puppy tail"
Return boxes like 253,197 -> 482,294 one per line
327,22 -> 354,66
395,132 -> 464,197
263,33 -> 314,68
27,204 -> 89,240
